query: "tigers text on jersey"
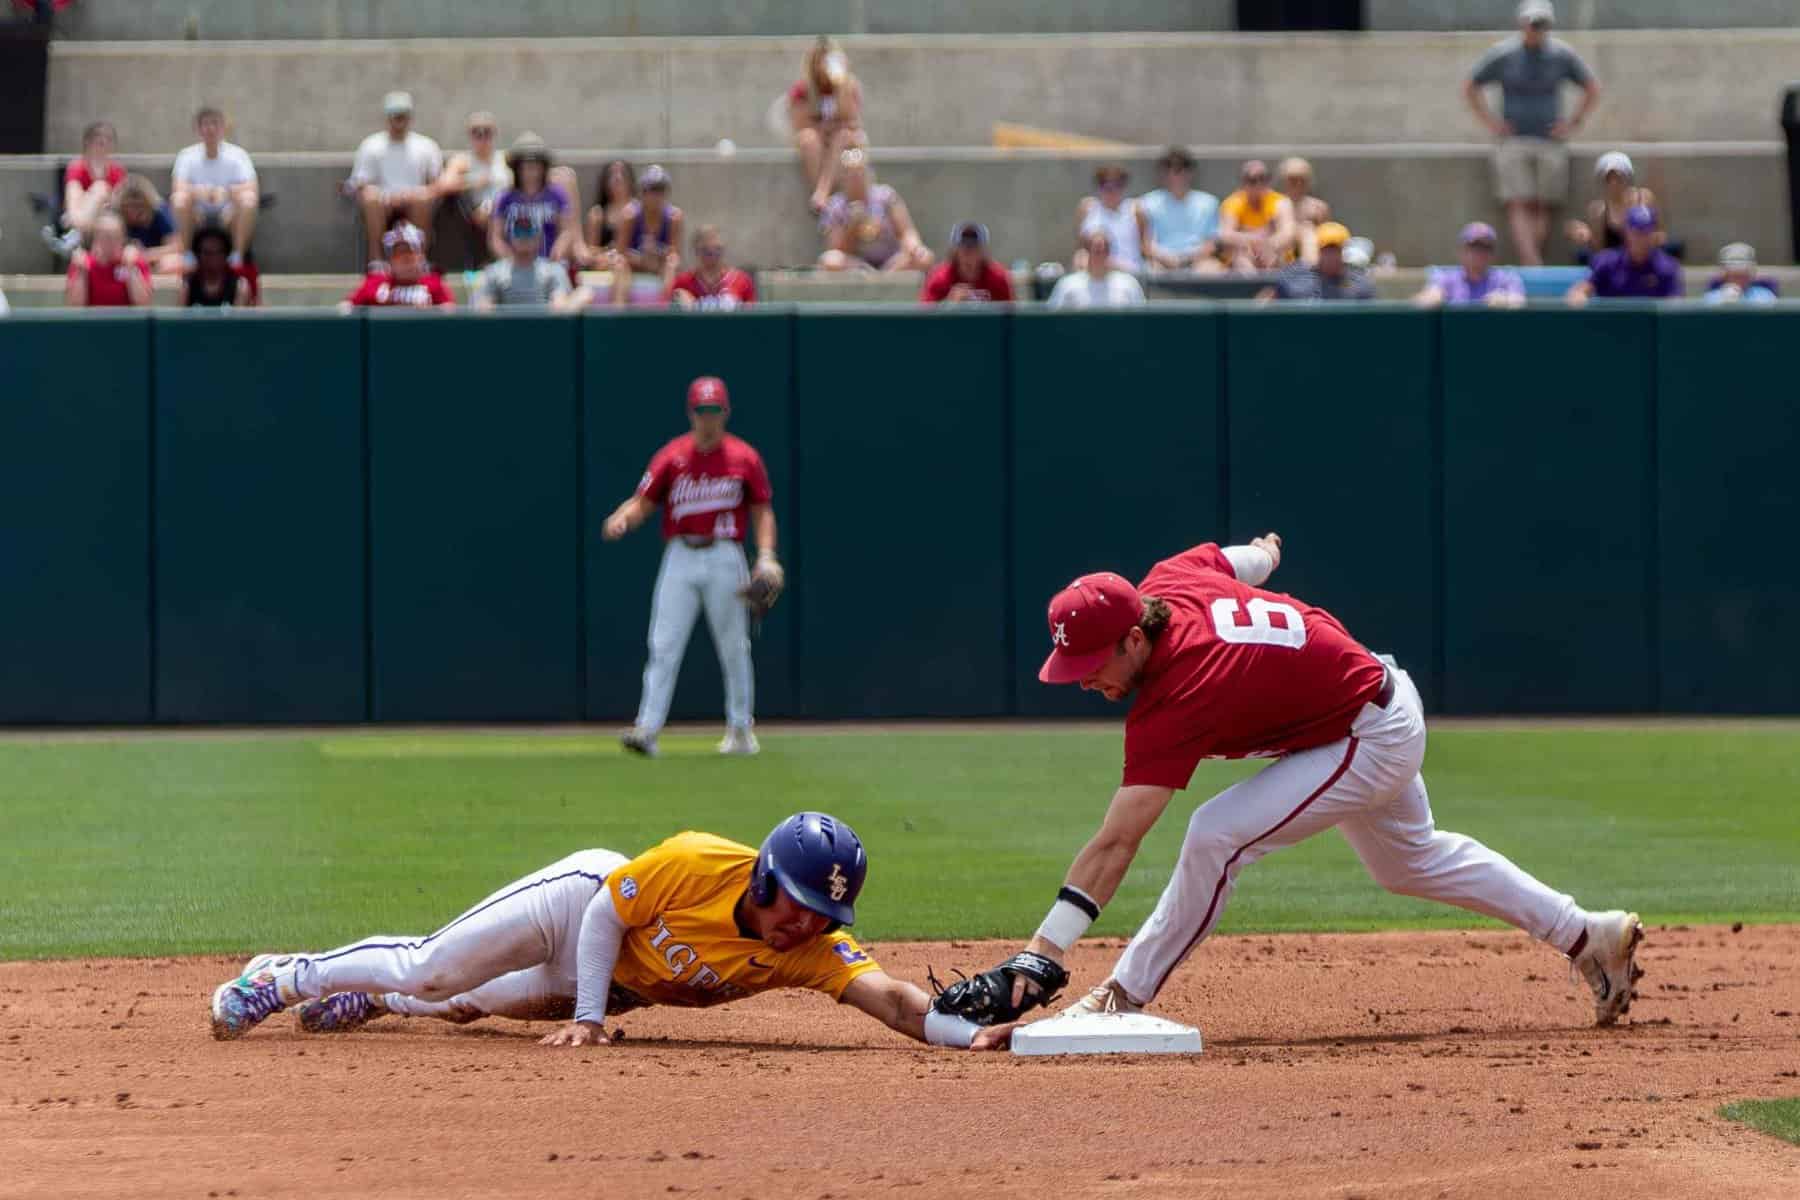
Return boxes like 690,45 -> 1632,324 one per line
603,831 -> 879,1009
636,433 -> 772,542
1123,544 -> 1387,788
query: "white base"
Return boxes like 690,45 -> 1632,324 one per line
1010,1010 -> 1203,1057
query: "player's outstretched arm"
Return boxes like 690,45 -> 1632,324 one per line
1221,531 -> 1282,586
1022,784 -> 1175,963
841,971 -> 1007,1051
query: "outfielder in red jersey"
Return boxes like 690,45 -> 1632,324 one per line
602,377 -> 785,758
973,533 -> 1644,1047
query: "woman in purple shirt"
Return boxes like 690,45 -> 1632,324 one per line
489,133 -> 572,262
1415,221 -> 1526,308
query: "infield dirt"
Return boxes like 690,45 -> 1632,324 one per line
3,926 -> 1796,1199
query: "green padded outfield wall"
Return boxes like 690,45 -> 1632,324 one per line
153,313 -> 366,721
582,311 -> 797,722
1441,308 -> 1656,713
793,310 -> 1010,717
1011,307 -> 1225,717
366,311 -> 580,720
1656,308 -> 1800,712
0,313 -> 152,721
1225,306 -> 1439,706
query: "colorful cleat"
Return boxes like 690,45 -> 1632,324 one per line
209,953 -> 298,1041
296,991 -> 387,1034
1571,910 -> 1645,1026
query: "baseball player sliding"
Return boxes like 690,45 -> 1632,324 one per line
603,377 -> 784,758
209,812 -> 1002,1052
930,534 -> 1645,1042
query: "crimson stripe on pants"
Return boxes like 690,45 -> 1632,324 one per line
1147,737 -> 1361,1000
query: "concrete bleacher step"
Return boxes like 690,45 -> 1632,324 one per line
43,30 -> 1798,156
1,144 -> 1781,276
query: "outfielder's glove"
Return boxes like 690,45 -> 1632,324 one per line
928,951 -> 1070,1026
741,556 -> 785,625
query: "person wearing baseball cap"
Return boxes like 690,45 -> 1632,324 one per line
1463,0 -> 1601,266
349,90 -> 445,264
965,529 -> 1647,1045
919,221 -> 1013,304
1258,220 -> 1374,302
341,221 -> 455,309
1566,149 -> 1661,264
1566,204 -> 1682,305
473,212 -> 576,310
1704,241 -> 1779,306
1415,220 -> 1525,308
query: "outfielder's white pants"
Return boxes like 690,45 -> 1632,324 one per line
635,540 -> 754,734
1111,668 -> 1589,1005
287,849 -> 629,1022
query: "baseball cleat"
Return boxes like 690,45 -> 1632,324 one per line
210,954 -> 297,1040
297,991 -> 388,1034
717,727 -> 760,756
620,728 -> 659,758
1061,978 -> 1143,1017
1571,910 -> 1645,1026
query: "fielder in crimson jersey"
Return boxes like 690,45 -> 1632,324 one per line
602,377 -> 784,758
974,533 -> 1644,1046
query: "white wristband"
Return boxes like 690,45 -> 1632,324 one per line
1034,897 -> 1097,954
924,1008 -> 980,1048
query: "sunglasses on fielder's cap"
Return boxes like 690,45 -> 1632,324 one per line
687,376 -> 730,414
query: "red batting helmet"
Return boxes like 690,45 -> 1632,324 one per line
687,376 -> 730,413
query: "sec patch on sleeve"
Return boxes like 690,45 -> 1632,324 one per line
833,942 -> 870,965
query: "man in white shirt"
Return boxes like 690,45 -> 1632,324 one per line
171,107 -> 259,266
1047,230 -> 1147,309
349,91 -> 444,263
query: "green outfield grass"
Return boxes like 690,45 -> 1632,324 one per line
1,726 -> 1796,959
1719,1099 -> 1800,1146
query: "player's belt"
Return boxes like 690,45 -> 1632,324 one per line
679,535 -> 717,549
1371,667 -> 1396,710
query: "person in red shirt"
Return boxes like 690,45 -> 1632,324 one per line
60,121 -> 125,240
667,225 -> 756,310
341,223 -> 455,309
970,533 -> 1644,1046
919,222 -> 1014,304
601,377 -> 784,759
64,212 -> 153,307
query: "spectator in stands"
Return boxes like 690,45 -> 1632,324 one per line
920,221 -> 1013,304
818,150 -> 933,272
669,225 -> 758,310
581,159 -> 636,265
342,222 -> 455,309
349,92 -> 444,264
1075,165 -> 1144,275
1047,230 -> 1146,309
1413,221 -> 1525,308
1257,222 -> 1373,302
489,133 -> 573,263
58,121 -> 123,243
170,106 -> 259,265
0,281 -> 8,317
1565,151 -> 1661,264
1137,147 -> 1219,272
1463,0 -> 1600,267
117,176 -> 183,275
1217,160 -> 1297,274
64,212 -> 152,308
616,164 -> 687,300
473,213 -> 576,310
1565,206 -> 1680,306
1278,157 -> 1331,265
179,227 -> 252,307
436,111 -> 511,260
789,36 -> 867,213
1703,242 -> 1778,306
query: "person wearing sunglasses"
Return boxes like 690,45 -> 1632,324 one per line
436,112 -> 512,255
668,225 -> 757,310
1217,159 -> 1298,274
1074,164 -> 1143,274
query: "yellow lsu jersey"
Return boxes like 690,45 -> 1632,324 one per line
604,831 -> 881,1010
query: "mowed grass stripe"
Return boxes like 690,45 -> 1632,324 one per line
1718,1099 -> 1800,1146
1,728 -> 1795,959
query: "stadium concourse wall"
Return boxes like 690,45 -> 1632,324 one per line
0,304 -> 1793,726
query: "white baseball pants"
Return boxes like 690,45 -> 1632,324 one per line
285,849 -> 629,1021
1111,668 -> 1590,1005
634,540 -> 754,733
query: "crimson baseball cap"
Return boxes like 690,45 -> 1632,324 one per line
687,376 -> 730,413
1038,572 -> 1142,684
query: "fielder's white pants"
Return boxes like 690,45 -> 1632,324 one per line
1111,668 -> 1589,1005
635,540 -> 754,734
287,849 -> 629,1022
